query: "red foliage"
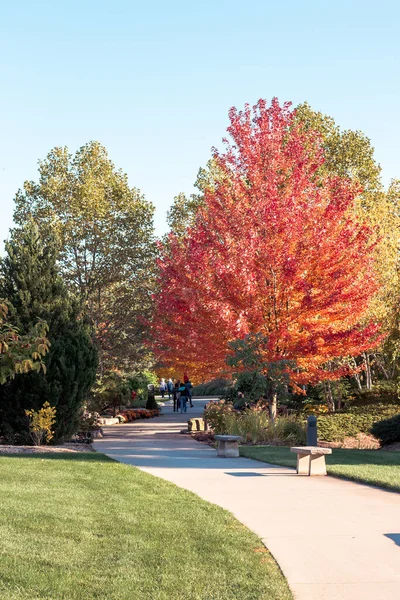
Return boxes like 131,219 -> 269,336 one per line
152,99 -> 382,385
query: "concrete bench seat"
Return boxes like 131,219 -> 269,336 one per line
215,435 -> 242,458
290,446 -> 332,476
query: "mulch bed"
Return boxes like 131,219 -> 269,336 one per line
0,444 -> 94,454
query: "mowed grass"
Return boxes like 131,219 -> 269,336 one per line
240,445 -> 400,493
0,453 -> 292,600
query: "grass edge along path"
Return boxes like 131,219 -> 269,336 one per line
0,452 -> 292,600
240,445 -> 400,493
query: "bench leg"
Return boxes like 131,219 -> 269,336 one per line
296,453 -> 310,475
309,454 -> 327,476
224,441 -> 239,458
217,441 -> 239,458
217,440 -> 227,457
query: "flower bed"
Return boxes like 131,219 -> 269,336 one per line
117,408 -> 160,422
204,400 -> 306,445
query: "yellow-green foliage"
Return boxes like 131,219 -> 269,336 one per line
0,301 -> 49,384
25,402 -> 56,446
204,401 -> 306,445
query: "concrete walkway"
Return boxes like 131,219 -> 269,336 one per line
94,399 -> 400,600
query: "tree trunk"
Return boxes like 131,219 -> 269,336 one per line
327,381 -> 335,412
269,392 -> 277,424
349,358 -> 362,390
363,352 -> 372,390
373,354 -> 390,380
336,383 -> 342,411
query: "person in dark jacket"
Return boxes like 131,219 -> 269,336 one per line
185,379 -> 193,407
167,378 -> 174,400
173,380 -> 180,412
178,382 -> 188,414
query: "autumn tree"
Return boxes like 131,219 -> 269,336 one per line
167,102 -> 396,393
168,103 -> 384,236
152,99 -> 382,393
13,141 -> 157,374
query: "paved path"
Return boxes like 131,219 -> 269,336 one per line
94,399 -> 400,600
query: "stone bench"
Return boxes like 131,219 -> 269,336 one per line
290,446 -> 332,476
215,435 -> 242,458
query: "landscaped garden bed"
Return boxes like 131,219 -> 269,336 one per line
0,443 -> 94,454
117,408 -> 160,422
203,399 -> 400,450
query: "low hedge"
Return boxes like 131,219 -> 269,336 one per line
317,404 -> 400,442
192,379 -> 233,397
371,414 -> 400,446
347,384 -> 400,407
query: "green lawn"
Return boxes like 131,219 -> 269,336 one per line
0,453 -> 292,600
240,445 -> 400,493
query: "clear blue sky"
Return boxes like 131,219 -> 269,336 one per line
0,0 -> 399,248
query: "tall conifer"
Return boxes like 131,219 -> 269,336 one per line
0,222 -> 98,442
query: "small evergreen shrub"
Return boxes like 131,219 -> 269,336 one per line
371,414 -> 400,446
146,394 -> 159,411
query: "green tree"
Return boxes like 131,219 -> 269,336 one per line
166,192 -> 200,236
89,370 -> 130,415
293,104 -> 400,389
0,222 -> 98,442
13,141 -> 157,374
294,102 -> 382,200
166,159 -> 225,235
227,334 -> 293,421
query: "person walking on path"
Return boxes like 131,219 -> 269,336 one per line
159,378 -> 167,399
178,382 -> 188,414
167,378 -> 174,400
173,380 -> 181,412
185,378 -> 193,408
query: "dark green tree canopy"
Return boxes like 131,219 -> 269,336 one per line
0,222 -> 98,442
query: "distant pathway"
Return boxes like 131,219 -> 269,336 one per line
94,399 -> 400,600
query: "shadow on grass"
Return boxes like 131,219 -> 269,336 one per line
0,451 -> 114,462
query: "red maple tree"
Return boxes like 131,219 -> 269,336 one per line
152,99 -> 382,386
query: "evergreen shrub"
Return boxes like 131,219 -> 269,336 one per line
317,405 -> 400,442
371,414 -> 400,446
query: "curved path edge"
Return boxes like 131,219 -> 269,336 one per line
94,399 -> 400,600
